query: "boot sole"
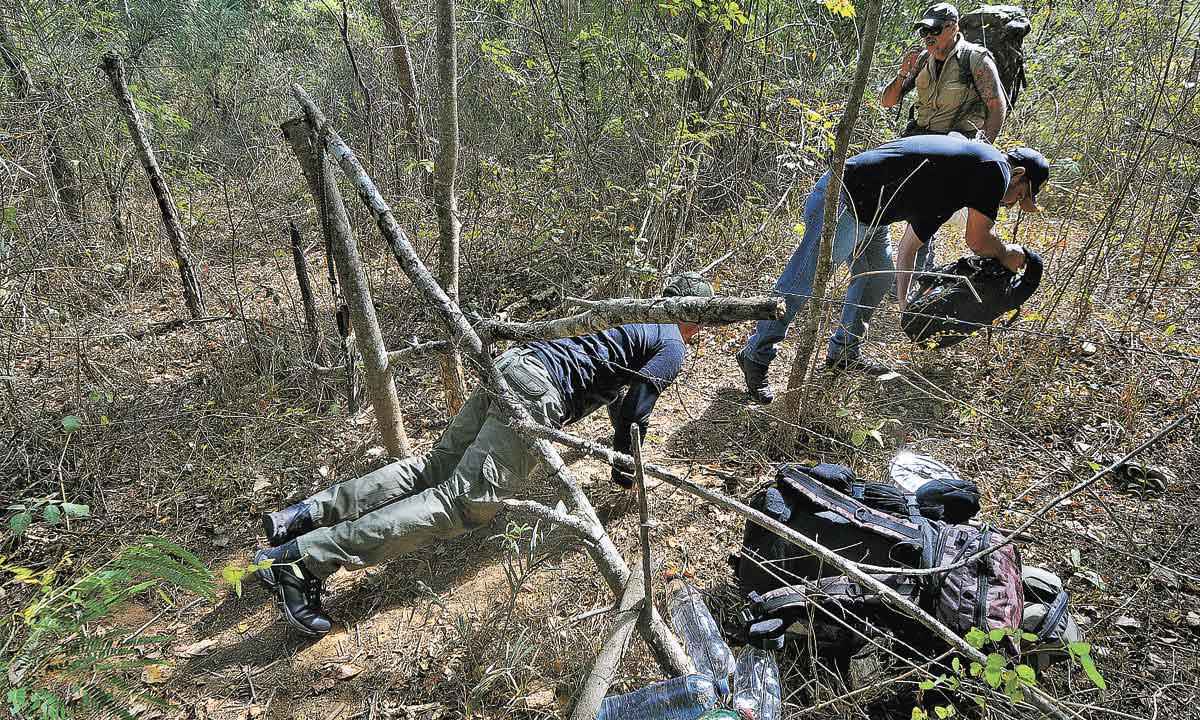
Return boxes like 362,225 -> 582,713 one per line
272,585 -> 330,638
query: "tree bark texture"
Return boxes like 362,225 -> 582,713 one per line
529,422 -> 1071,720
291,84 -> 692,677
377,0 -> 429,169
283,118 -> 362,412
432,0 -> 469,415
289,221 -> 328,366
101,53 -> 205,318
482,295 -> 784,341
778,0 -> 882,439
281,116 -> 412,458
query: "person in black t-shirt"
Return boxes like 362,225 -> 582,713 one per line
735,135 -> 1048,403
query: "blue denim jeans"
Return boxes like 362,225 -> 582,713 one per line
741,172 -> 893,367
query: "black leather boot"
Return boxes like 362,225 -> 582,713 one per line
254,541 -> 332,637
736,351 -> 775,404
261,502 -> 315,547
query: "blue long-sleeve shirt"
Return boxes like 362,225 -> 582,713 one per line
526,323 -> 686,454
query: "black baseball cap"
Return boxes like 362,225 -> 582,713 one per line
1005,147 -> 1050,211
914,3 -> 959,29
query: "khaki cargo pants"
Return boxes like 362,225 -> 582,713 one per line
297,348 -> 565,578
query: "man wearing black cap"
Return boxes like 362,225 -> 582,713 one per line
251,273 -> 714,636
881,3 -> 1011,280
882,3 -> 1008,143
735,135 -> 1048,402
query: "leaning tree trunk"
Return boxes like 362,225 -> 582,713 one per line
432,0 -> 469,415
289,222 -> 328,366
282,117 -> 412,458
377,0 -> 429,174
101,53 -> 204,318
778,0 -> 883,443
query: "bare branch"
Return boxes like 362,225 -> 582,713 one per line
481,296 -> 785,342
308,339 -> 453,377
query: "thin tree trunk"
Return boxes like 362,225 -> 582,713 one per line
46,130 -> 80,222
286,117 -> 361,412
281,117 -> 411,458
569,570 -> 646,720
432,0 -> 468,415
778,0 -> 882,443
292,84 -> 692,676
289,221 -> 328,366
377,0 -> 429,172
101,52 -> 204,318
481,295 -> 783,341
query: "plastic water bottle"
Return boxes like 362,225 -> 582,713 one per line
666,580 -> 737,697
596,674 -> 718,720
731,647 -> 782,720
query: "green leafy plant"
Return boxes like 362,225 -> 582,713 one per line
1067,641 -> 1107,690
6,497 -> 91,537
1,537 -> 216,720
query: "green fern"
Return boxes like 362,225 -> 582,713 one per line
2,536 -> 215,720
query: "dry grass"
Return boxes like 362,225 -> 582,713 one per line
3,189 -> 1199,720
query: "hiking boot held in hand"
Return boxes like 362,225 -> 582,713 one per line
736,351 -> 775,404
255,540 -> 332,637
261,501 -> 315,547
824,353 -> 890,377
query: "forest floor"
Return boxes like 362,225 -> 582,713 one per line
7,207 -> 1200,720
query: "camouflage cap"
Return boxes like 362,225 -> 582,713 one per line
662,271 -> 714,298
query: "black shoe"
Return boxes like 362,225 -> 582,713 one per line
253,547 -> 280,590
261,502 -> 315,547
825,353 -> 891,376
736,351 -> 775,404
257,541 -> 332,637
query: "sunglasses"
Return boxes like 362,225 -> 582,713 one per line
917,24 -> 950,38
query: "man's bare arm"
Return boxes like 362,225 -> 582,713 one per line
882,48 -> 921,108
881,72 -> 917,108
972,56 -> 1008,142
965,208 -> 1025,271
894,226 -> 922,310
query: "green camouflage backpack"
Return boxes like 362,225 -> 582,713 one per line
960,5 -> 1033,106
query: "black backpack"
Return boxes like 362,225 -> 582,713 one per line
960,5 -> 1033,106
901,249 -> 1043,348
732,464 -> 1077,667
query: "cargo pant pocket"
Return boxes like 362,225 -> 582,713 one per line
462,454 -> 513,528
503,357 -> 549,398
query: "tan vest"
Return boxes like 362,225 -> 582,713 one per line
914,36 -> 988,135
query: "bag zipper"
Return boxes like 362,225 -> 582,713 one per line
976,528 -> 991,632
